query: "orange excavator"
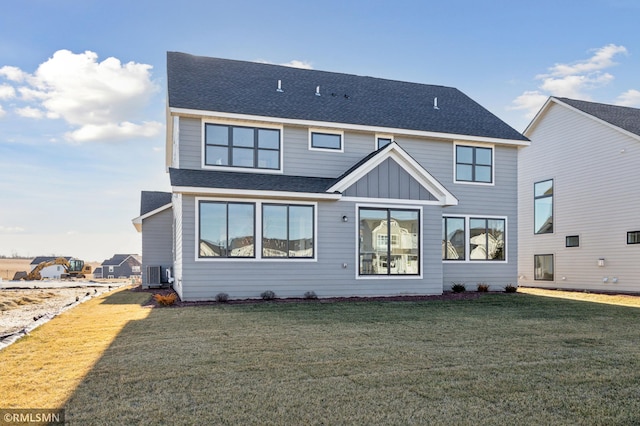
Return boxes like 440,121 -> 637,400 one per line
12,257 -> 92,280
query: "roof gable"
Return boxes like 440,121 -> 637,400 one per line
102,254 -> 140,267
132,191 -> 173,232
526,97 -> 640,141
328,142 -> 458,206
167,52 -> 527,143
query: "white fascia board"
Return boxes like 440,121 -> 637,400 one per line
327,143 -> 458,206
131,203 -> 173,232
172,186 -> 341,201
169,107 -> 530,147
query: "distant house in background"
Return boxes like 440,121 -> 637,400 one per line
518,97 -> 640,292
132,191 -> 173,288
29,256 -> 73,279
101,254 -> 142,279
93,266 -> 103,279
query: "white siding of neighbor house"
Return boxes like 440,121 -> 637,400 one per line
171,114 -> 519,297
518,103 -> 640,292
141,208 -> 173,288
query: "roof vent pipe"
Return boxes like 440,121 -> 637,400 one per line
434,97 -> 439,110
277,80 -> 283,92
315,85 -> 321,96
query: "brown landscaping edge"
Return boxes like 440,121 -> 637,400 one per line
132,285 -> 494,308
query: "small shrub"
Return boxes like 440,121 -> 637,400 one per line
451,282 -> 466,293
303,291 -> 318,300
215,292 -> 229,303
504,284 -> 518,293
260,290 -> 276,300
154,293 -> 177,306
477,283 -> 490,292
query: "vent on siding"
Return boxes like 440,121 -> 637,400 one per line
147,266 -> 162,284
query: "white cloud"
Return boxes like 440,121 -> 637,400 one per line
257,59 -> 314,69
0,226 -> 25,233
0,105 -> 5,118
66,120 -> 164,143
0,83 -> 15,100
0,65 -> 28,82
616,89 -> 640,107
280,60 -> 313,69
510,44 -> 629,118
2,50 -> 161,142
16,106 -> 45,118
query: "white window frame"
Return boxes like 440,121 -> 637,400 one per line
453,141 -> 495,186
201,118 -> 284,174
441,214 -> 508,263
355,202 -> 423,280
195,197 -> 318,262
309,128 -> 344,153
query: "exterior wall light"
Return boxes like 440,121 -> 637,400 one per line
598,258 -> 605,267
342,215 -> 348,222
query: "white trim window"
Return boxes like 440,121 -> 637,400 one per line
454,142 -> 494,184
196,198 -> 317,261
359,207 -> 421,276
309,129 -> 344,152
442,215 -> 507,262
204,122 -> 281,171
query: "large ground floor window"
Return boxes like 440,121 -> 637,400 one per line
359,208 -> 420,275
198,199 -> 315,260
442,215 -> 507,262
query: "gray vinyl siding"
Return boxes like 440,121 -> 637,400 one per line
176,194 -> 443,301
344,158 -> 435,200
141,208 -> 173,288
518,103 -> 640,292
173,114 -> 519,295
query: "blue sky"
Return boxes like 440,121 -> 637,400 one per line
1,0 -> 639,261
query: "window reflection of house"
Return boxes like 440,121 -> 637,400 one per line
367,219 -> 419,274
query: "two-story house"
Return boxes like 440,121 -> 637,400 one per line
133,52 -> 528,301
518,97 -> 640,292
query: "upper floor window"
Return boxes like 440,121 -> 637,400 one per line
534,179 -> 553,234
376,136 -> 393,150
455,144 -> 493,183
566,235 -> 579,247
309,130 -> 343,152
628,231 -> 640,244
205,123 -> 280,170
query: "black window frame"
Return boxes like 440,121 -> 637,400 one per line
359,207 -> 421,276
455,145 -> 493,183
262,204 -> 315,259
566,235 -> 580,247
198,201 -> 256,259
469,217 -> 506,261
310,131 -> 342,150
377,137 -> 393,150
442,216 -> 466,261
628,231 -> 640,245
534,179 -> 554,234
204,123 -> 281,170
534,254 -> 554,281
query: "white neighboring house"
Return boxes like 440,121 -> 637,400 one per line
518,97 -> 640,292
29,256 -> 73,279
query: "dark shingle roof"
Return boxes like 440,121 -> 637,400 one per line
102,254 -> 140,266
30,256 -> 72,265
140,191 -> 172,215
557,97 -> 640,137
167,52 -> 527,142
169,168 -> 336,193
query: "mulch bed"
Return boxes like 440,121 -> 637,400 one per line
132,285 -> 488,308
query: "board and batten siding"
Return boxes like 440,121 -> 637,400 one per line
175,194 -> 443,301
141,208 -> 174,288
518,103 -> 640,292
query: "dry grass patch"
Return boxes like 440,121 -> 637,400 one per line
519,287 -> 640,308
0,286 -> 151,408
0,291 -> 58,311
3,290 -> 640,424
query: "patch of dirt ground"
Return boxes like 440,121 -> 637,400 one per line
0,287 -> 107,336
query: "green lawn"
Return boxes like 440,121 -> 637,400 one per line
4,289 -> 640,425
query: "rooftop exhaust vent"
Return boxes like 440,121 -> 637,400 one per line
276,80 -> 283,92
434,97 -> 440,110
